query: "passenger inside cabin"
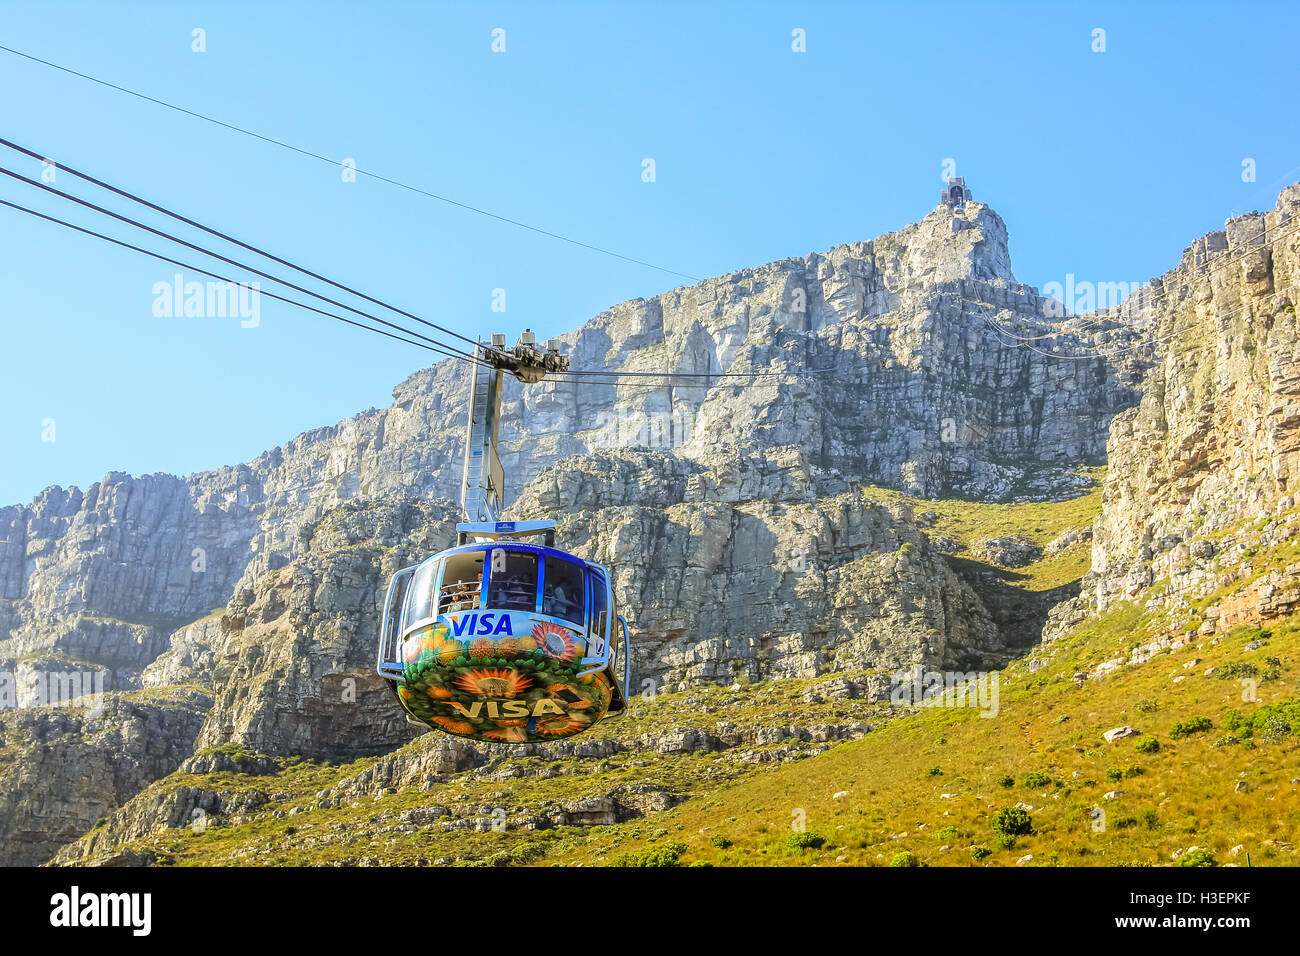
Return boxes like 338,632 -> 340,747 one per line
491,551 -> 539,612
542,557 -> 584,623
544,580 -> 574,618
444,575 -> 481,612
494,574 -> 530,607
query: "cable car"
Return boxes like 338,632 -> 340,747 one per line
375,332 -> 630,743
376,521 -> 630,742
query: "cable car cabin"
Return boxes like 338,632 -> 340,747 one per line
376,527 -> 630,744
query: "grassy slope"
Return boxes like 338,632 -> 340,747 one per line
65,673 -> 889,866
861,467 -> 1104,591
94,593 -> 1297,867
553,611 -> 1299,867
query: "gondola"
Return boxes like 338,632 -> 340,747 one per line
375,333 -> 630,742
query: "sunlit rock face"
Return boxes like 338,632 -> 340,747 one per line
0,197 -> 1144,694
511,446 -> 1002,687
1045,186 -> 1300,629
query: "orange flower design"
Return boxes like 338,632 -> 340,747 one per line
405,623 -> 450,662
536,712 -> 592,736
431,716 -> 477,735
452,667 -> 532,697
532,621 -> 579,662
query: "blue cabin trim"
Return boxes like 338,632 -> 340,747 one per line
424,540 -> 592,570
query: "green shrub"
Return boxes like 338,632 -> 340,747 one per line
1140,809 -> 1160,830
1106,768 -> 1124,782
925,766 -> 943,777
1260,713 -> 1294,740
785,832 -> 826,852
484,850 -> 512,867
1021,771 -> 1052,788
1261,656 -> 1282,681
708,835 -> 732,849
1136,698 -> 1159,714
612,842 -> 687,867
970,844 -> 991,862
508,843 -> 546,864
997,774 -> 1015,789
937,826 -> 959,843
890,851 -> 920,867
993,833 -> 1018,852
1222,696 -> 1300,740
991,807 -> 1034,837
1120,764 -> 1144,778
1216,661 -> 1257,680
1179,849 -> 1218,867
1213,734 -> 1240,748
1169,716 -> 1213,739
1134,736 -> 1160,754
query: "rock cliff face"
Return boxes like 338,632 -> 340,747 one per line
1046,186 -> 1300,636
525,200 -> 1145,503
510,446 -> 1001,685
0,199 -> 1145,699
185,462 -> 996,760
0,690 -> 210,866
0,191 -> 1168,863
193,497 -> 459,760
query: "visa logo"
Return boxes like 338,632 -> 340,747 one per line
448,698 -> 567,718
449,612 -> 514,637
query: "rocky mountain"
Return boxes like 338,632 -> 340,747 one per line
1047,184 -> 1300,640
12,186 -> 1300,866
0,198 -> 1144,688
0,689 -> 209,867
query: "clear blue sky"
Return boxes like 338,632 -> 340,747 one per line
2,0 -> 1298,506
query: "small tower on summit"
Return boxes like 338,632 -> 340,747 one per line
940,176 -> 971,210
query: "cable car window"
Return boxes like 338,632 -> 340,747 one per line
590,570 -> 608,645
439,551 -> 485,613
404,559 -> 439,629
488,550 -> 537,612
543,557 -> 585,624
